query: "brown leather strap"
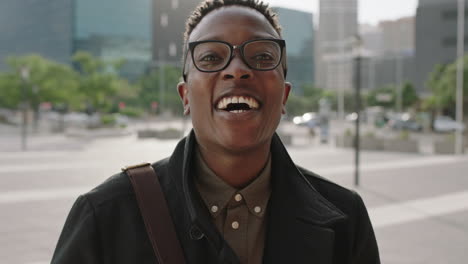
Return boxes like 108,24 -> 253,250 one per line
124,163 -> 186,264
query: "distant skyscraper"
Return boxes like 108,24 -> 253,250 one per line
0,0 -> 153,80
316,0 -> 358,91
74,0 -> 153,80
379,17 -> 415,56
153,0 -> 200,67
359,17 -> 416,92
273,7 -> 314,93
415,0 -> 468,93
0,0 -> 73,71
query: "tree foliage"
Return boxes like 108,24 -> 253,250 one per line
138,66 -> 183,115
425,56 -> 468,116
72,51 -> 138,113
0,54 -> 79,109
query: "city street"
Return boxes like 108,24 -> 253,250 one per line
1,127 -> 468,264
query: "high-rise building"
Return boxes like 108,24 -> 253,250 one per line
74,0 -> 153,80
380,17 -> 415,56
316,0 -> 358,91
273,7 -> 315,93
360,24 -> 384,56
0,0 -> 73,71
359,17 -> 416,92
415,0 -> 468,93
153,0 -> 200,67
0,0 -> 153,80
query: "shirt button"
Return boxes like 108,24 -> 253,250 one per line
254,206 -> 262,213
231,221 -> 239,230
234,194 -> 243,202
211,205 -> 218,213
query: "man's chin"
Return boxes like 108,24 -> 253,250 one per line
217,130 -> 272,154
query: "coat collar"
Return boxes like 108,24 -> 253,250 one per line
167,130 -> 347,263
263,133 -> 347,264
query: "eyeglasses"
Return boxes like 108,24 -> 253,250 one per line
182,38 -> 286,81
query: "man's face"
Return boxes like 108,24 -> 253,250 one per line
178,6 -> 291,154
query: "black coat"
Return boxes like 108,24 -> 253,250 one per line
52,131 -> 380,264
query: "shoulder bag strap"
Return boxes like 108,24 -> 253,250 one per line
123,163 -> 186,264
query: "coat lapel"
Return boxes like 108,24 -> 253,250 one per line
263,134 -> 347,264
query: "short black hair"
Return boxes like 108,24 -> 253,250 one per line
182,0 -> 287,80
184,0 -> 282,43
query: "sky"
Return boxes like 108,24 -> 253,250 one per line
266,0 -> 419,25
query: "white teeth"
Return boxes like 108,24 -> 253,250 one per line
216,96 -> 260,110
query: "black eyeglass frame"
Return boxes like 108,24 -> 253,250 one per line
182,38 -> 287,81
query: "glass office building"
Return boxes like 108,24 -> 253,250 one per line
0,0 -> 73,71
273,7 -> 315,93
74,0 -> 152,80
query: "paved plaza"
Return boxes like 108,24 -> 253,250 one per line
1,125 -> 468,263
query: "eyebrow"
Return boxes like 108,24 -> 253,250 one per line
192,35 -> 279,43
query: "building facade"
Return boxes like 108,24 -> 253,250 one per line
359,17 -> 416,91
316,0 -> 358,91
152,0 -> 200,68
0,0 -> 153,80
74,0 -> 153,80
272,7 -> 315,93
0,0 -> 73,71
415,0 -> 468,93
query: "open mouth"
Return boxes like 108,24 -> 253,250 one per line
216,95 -> 260,113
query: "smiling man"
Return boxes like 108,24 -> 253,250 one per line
52,1 -> 380,263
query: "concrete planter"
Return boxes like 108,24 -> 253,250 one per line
383,139 -> 419,153
335,134 -> 353,148
361,137 -> 384,151
137,128 -> 182,140
277,132 -> 292,145
335,135 -> 383,151
434,140 -> 460,154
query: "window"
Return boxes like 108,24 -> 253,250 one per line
171,0 -> 179,9
160,13 -> 168,27
442,36 -> 468,47
441,9 -> 468,20
169,42 -> 177,56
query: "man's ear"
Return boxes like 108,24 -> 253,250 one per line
282,82 -> 292,115
177,82 -> 190,115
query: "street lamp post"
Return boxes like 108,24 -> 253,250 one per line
20,66 -> 30,151
456,0 -> 465,155
352,35 -> 363,187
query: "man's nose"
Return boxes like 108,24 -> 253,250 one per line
221,55 -> 252,80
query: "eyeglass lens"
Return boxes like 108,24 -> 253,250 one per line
192,40 -> 281,72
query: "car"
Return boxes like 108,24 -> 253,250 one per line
387,113 -> 422,132
292,112 -> 320,128
433,116 -> 465,132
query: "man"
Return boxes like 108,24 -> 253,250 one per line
52,0 -> 380,263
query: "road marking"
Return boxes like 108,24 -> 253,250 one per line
1,154 -> 465,174
369,190 -> 468,228
314,155 -> 467,176
3,184 -> 468,231
0,187 -> 91,204
0,162 -> 105,173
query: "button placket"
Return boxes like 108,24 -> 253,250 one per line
223,200 -> 249,263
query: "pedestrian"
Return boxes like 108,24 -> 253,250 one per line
52,0 -> 380,263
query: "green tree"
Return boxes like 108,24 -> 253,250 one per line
72,51 -> 138,113
138,66 -> 183,116
366,85 -> 396,109
0,54 -> 79,110
426,56 -> 468,116
401,82 -> 419,109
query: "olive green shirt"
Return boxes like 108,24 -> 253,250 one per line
194,150 -> 272,264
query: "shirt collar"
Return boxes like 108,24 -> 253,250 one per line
194,147 -> 272,219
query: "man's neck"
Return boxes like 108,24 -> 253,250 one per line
197,143 -> 271,189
